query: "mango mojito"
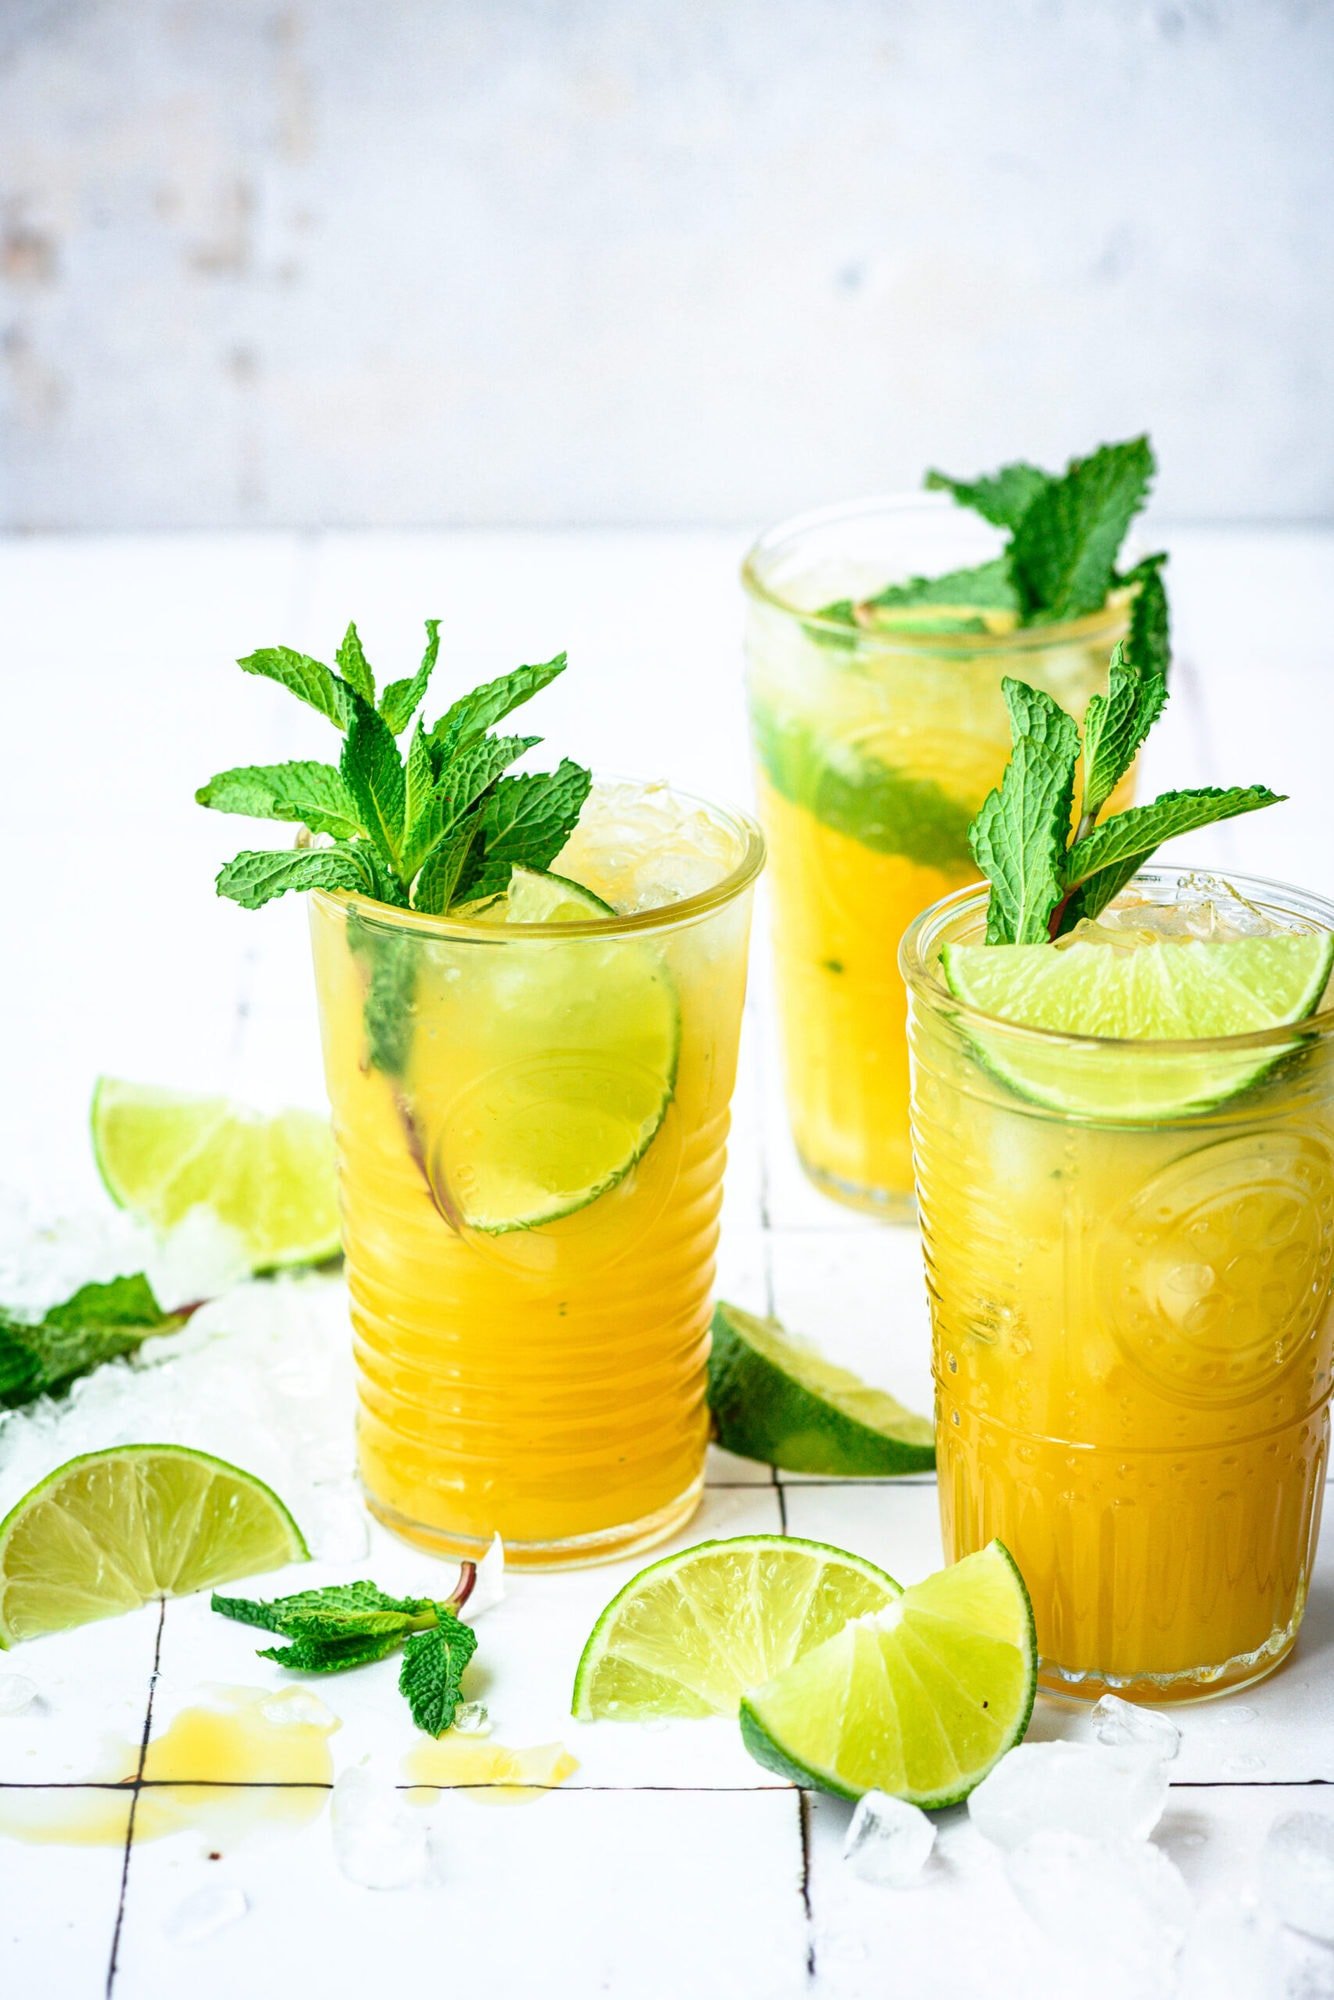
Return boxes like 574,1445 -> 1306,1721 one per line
903,640 -> 1333,1699
743,439 -> 1159,1216
199,630 -> 762,1566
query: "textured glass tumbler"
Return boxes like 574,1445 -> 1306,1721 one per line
308,787 -> 763,1569
743,496 -> 1131,1220
903,871 -> 1334,1702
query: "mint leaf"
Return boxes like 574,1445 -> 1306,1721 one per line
403,725 -> 435,862
336,623 -> 376,705
0,1274 -> 184,1410
196,761 -> 363,840
379,620 -> 441,736
1121,551 -> 1171,687
863,558 -> 1019,617
411,815 -> 482,916
215,844 -> 372,910
402,732 -> 538,882
340,698 -> 406,873
239,647 -> 352,730
969,680 -> 1080,944
1060,785 -> 1284,928
399,1610 -> 478,1735
212,1579 -> 427,1635
1079,640 -> 1169,824
348,919 -> 418,1073
1009,436 -> 1155,623
456,759 -> 592,903
925,460 -> 1050,530
430,653 -> 567,759
259,1630 -> 410,1673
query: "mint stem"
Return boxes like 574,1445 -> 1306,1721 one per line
447,1561 -> 478,1616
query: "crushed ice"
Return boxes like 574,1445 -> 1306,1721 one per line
1005,1829 -> 1190,1989
1260,1811 -> 1334,1943
842,1791 -> 935,1887
969,1741 -> 1169,1850
1092,1694 -> 1180,1762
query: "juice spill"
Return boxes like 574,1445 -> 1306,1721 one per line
0,1685 -> 338,1846
402,1735 -> 578,1806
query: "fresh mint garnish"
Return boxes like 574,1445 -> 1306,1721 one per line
828,435 -> 1159,636
0,1274 -> 187,1409
213,1568 -> 480,1734
198,624 -> 591,918
970,640 -> 1284,944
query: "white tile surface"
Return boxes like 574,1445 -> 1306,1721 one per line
4,526 -> 1334,1998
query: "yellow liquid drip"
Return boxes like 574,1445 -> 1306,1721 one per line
0,1685 -> 338,1846
402,1735 -> 578,1807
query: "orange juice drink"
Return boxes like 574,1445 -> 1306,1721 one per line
309,782 -> 763,1568
903,869 -> 1334,1700
743,498 -> 1133,1218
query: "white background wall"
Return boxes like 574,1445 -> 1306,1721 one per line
2,0 -> 1331,530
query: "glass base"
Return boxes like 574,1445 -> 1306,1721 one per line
363,1474 -> 706,1573
798,1153 -> 917,1224
1037,1610 -> 1303,1708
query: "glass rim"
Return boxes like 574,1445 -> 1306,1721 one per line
740,491 -> 1131,654
899,867 -> 1334,1055
308,775 -> 766,941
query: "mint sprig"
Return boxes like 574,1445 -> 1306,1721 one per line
213,1568 -> 480,1735
198,624 -> 591,917
830,435 -> 1159,636
970,640 -> 1284,943
0,1274 -> 187,1409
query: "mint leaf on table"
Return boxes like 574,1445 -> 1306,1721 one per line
925,460 -> 1051,531
336,622 -> 376,706
399,1611 -> 479,1735
969,679 -> 1080,945
213,1571 -> 481,1732
0,1274 -> 185,1409
379,620 -> 441,735
195,762 -> 363,840
1062,785 -> 1285,927
1008,436 -> 1155,624
239,647 -> 353,730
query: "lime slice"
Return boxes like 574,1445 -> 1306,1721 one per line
571,1534 -> 901,1722
707,1302 -> 934,1475
408,869 -> 680,1234
739,1541 -> 1037,1807
91,1079 -> 341,1271
941,934 -> 1334,1121
0,1445 -> 308,1646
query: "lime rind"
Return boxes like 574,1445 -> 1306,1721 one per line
0,1443 -> 308,1647
941,934 -> 1334,1123
571,1533 -> 901,1722
738,1540 -> 1037,1808
91,1078 -> 342,1271
707,1302 -> 935,1475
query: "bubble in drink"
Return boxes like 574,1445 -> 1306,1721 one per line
330,1767 -> 427,1890
968,1741 -> 1169,1850
163,1884 -> 248,1947
1260,1811 -> 1334,1943
842,1790 -> 935,1887
1091,1695 -> 1180,1762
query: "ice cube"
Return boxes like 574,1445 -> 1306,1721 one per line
0,1673 -> 38,1717
1260,1811 -> 1334,1942
1092,1695 -> 1180,1762
842,1791 -> 935,1887
259,1689 -> 338,1732
1005,1830 -> 1190,1989
1175,1896 -> 1291,2000
330,1767 -> 427,1890
968,1741 -> 1169,1850
163,1884 -> 248,1946
451,1703 -> 492,1737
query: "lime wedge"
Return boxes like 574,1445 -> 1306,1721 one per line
942,933 -> 1334,1121
707,1303 -> 934,1475
408,869 -> 680,1233
0,1445 -> 308,1645
91,1079 -> 341,1270
739,1541 -> 1036,1806
571,1534 -> 900,1721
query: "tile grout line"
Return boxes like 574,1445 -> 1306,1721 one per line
104,1597 -> 166,2000
1,1774 -> 1330,1797
797,1787 -> 816,1982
